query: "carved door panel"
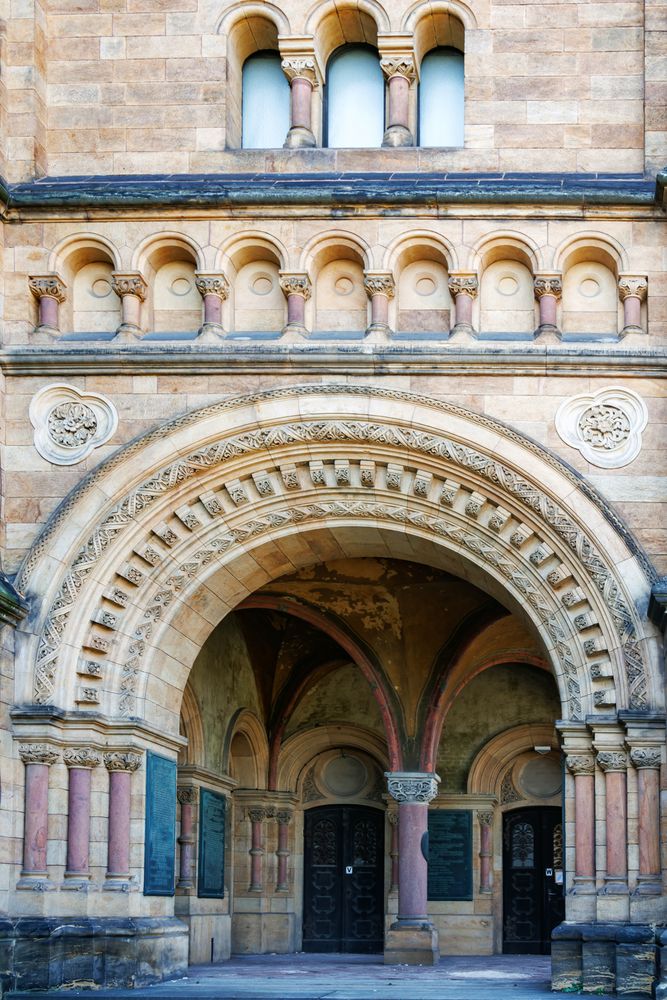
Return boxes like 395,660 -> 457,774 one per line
502,806 -> 564,954
303,805 -> 384,953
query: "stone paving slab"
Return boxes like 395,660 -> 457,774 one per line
8,954 -> 555,1000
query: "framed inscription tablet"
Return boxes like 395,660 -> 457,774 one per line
198,789 -> 226,899
144,752 -> 177,896
427,809 -> 473,901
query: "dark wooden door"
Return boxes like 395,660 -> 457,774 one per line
303,805 -> 384,953
502,806 -> 565,954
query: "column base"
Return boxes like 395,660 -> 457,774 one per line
112,324 -> 142,343
633,875 -> 662,895
280,323 -> 309,343
448,323 -> 476,343
196,322 -> 225,343
599,877 -> 629,895
284,126 -> 316,149
382,124 -> 414,147
365,323 -> 392,344
33,324 -> 59,338
16,875 -> 54,891
384,924 -> 439,966
570,876 -> 597,894
534,323 -> 561,344
620,324 -> 645,338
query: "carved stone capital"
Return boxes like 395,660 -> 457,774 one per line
385,771 -> 440,803
565,754 -> 595,776
63,747 -> 101,769
281,57 -> 318,86
596,750 -> 627,773
19,744 -> 59,766
448,274 -> 479,299
630,747 -> 662,770
29,274 -> 67,303
477,811 -> 494,827
247,807 -> 266,823
276,810 -> 293,826
195,272 -> 229,300
279,273 -> 312,300
534,275 -> 563,300
380,56 -> 416,82
104,751 -> 143,772
364,273 -> 395,299
618,275 -> 648,302
177,785 -> 199,804
111,273 -> 147,301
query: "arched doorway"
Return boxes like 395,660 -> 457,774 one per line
502,806 -> 564,954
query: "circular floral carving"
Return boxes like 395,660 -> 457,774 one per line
555,387 -> 647,469
47,402 -> 98,449
577,404 -> 631,452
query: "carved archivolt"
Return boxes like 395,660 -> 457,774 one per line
15,385 -> 655,721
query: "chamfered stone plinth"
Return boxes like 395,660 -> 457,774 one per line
383,925 -> 439,966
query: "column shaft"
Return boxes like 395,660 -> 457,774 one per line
23,764 -> 50,876
397,800 -> 429,922
65,767 -> 93,878
107,770 -> 131,878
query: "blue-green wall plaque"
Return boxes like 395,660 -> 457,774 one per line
198,789 -> 226,899
144,752 -> 177,896
427,809 -> 473,901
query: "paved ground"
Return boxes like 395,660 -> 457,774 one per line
10,953 -> 555,999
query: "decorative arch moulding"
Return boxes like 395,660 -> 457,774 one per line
14,385 -> 659,727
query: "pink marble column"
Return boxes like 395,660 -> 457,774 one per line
248,807 -> 266,892
104,751 -> 142,887
565,753 -> 596,893
381,58 -> 415,147
177,785 -> 198,891
279,273 -> 311,340
29,275 -> 67,334
63,747 -> 101,883
388,811 -> 399,894
281,58 -> 317,148
386,772 -> 440,925
111,272 -> 147,342
477,811 -> 494,894
618,275 -> 648,336
195,272 -> 229,342
630,747 -> 662,894
275,810 -> 292,892
533,275 -> 562,341
18,744 -> 59,884
448,273 -> 478,340
364,272 -> 395,342
596,750 -> 628,894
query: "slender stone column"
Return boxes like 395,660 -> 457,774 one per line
18,744 -> 59,885
275,810 -> 292,892
29,275 -> 67,334
618,275 -> 648,337
477,811 -> 494,894
364,272 -> 395,342
534,274 -> 563,342
565,753 -> 596,893
63,747 -> 101,884
279,272 -> 312,341
630,747 -> 662,894
176,785 -> 198,891
388,811 -> 399,894
248,807 -> 266,892
381,58 -> 416,147
596,750 -> 628,894
281,58 -> 318,148
448,273 -> 478,340
195,272 -> 229,342
111,272 -> 147,342
104,751 -> 142,887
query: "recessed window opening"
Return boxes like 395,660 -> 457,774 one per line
242,51 -> 290,149
419,47 -> 464,148
325,45 -> 384,148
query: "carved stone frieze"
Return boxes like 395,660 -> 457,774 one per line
29,384 -> 118,466
385,771 -> 440,803
555,386 -> 648,469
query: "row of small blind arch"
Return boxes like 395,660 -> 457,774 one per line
57,247 -> 631,337
243,45 -> 464,149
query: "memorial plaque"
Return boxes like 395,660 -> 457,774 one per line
427,809 -> 473,901
144,752 -> 177,896
198,789 -> 226,899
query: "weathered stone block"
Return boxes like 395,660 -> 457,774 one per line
582,925 -> 617,994
384,925 -> 439,966
551,922 -> 583,991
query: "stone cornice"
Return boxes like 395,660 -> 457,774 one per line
10,706 -> 187,754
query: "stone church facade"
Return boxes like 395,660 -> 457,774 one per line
0,0 -> 665,994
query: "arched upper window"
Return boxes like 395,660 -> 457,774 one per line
242,52 -> 290,149
419,47 -> 464,148
326,45 -> 384,148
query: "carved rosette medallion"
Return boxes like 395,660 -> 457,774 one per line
63,747 -> 101,769
30,384 -> 118,466
565,754 -> 595,775
630,747 -> 662,770
19,744 -> 59,766
596,750 -> 627,773
555,386 -> 648,469
104,751 -> 143,772
385,771 -> 440,803
279,273 -> 312,300
364,274 -> 395,299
